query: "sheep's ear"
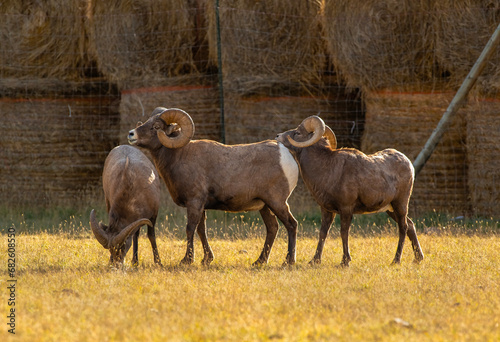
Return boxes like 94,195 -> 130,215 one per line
324,126 -> 337,150
100,222 -> 109,232
164,123 -> 180,136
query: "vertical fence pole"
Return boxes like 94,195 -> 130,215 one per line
413,22 -> 500,177
215,0 -> 226,144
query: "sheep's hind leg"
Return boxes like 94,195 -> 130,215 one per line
406,217 -> 424,263
252,205 -> 279,267
267,202 -> 298,266
310,210 -> 335,265
196,211 -> 214,266
147,217 -> 162,266
386,210 -> 407,264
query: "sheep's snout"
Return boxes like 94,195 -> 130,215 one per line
275,133 -> 285,144
128,129 -> 137,144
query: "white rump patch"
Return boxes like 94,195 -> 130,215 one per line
148,170 -> 156,184
278,143 -> 299,193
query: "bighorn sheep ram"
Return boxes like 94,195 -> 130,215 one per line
128,107 -> 299,266
90,145 -> 162,266
276,116 -> 424,267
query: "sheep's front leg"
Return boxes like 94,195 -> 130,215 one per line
310,209 -> 335,265
131,229 -> 140,266
340,213 -> 353,267
253,205 -> 279,266
181,204 -> 204,265
196,210 -> 214,266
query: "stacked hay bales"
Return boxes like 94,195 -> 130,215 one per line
323,0 -> 486,214
322,0 -> 437,92
206,1 -> 363,144
433,0 -> 500,217
87,0 -> 207,90
433,0 -> 500,98
223,89 -> 363,147
466,99 -> 500,217
207,0 -> 325,95
0,0 -> 119,208
0,95 -> 118,207
88,0 -> 220,144
0,0 -> 92,83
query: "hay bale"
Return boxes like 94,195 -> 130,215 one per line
224,92 -> 363,148
207,0 -> 325,95
322,0 -> 438,92
0,0 -> 90,82
0,94 -> 119,207
433,0 -> 500,97
466,98 -> 500,218
88,0 -> 207,90
361,91 -> 469,216
119,85 -> 220,145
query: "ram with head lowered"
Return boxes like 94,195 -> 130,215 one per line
128,108 -> 299,266
90,145 -> 162,266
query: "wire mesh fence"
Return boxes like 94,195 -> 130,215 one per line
0,0 -> 499,217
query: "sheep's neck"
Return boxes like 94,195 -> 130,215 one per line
297,145 -> 338,203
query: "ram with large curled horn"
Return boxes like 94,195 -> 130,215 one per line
90,145 -> 162,266
276,115 -> 424,267
128,108 -> 300,267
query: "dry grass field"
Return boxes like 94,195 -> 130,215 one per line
1,212 -> 499,341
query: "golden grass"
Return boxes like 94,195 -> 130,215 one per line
1,232 -> 499,341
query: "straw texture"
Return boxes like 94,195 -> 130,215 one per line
433,0 -> 500,97
0,96 -> 119,207
0,0 -> 91,82
466,99 -> 500,217
207,0 -> 325,95
87,0 -> 208,90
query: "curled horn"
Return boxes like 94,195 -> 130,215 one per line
324,125 -> 337,150
157,108 -> 195,149
110,218 -> 152,248
90,209 -> 110,249
151,107 -> 168,116
287,115 -> 326,148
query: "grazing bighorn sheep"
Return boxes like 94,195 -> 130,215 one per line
276,116 -> 424,267
128,107 -> 299,266
90,145 -> 162,266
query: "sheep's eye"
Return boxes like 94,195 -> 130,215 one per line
153,123 -> 161,130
